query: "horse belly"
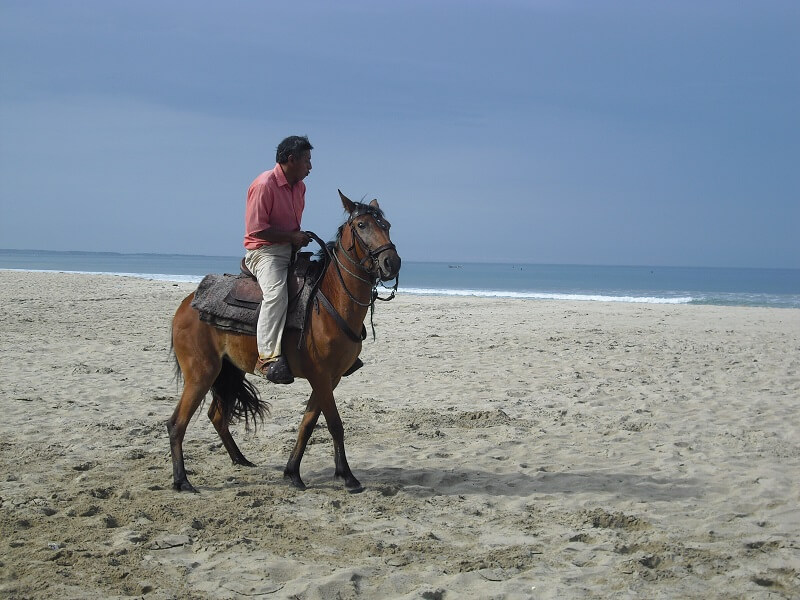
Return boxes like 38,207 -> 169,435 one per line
220,331 -> 259,373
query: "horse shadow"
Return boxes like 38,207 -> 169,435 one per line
197,461 -> 701,502
339,466 -> 702,502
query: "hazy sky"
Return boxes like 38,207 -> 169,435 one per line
1,1 -> 798,267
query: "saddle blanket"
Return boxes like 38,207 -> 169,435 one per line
191,272 -> 315,336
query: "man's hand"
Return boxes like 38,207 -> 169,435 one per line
254,227 -> 312,247
291,231 -> 312,248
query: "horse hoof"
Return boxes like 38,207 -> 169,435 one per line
234,458 -> 256,468
174,480 -> 198,493
284,472 -> 307,491
344,477 -> 364,493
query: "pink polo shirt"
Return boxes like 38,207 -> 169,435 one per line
243,163 -> 305,250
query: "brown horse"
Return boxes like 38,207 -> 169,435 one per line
167,191 -> 401,493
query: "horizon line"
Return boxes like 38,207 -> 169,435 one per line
1,247 -> 798,271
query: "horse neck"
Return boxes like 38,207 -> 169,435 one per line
320,243 -> 373,323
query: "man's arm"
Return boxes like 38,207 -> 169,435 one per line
252,228 -> 311,248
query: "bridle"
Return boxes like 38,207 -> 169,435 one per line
334,206 -> 399,305
305,206 -> 399,342
345,207 -> 397,272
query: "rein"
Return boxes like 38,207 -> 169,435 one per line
316,290 -> 366,343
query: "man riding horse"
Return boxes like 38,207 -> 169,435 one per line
244,135 -> 360,383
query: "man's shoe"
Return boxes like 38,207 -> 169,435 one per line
254,357 -> 271,379
255,356 -> 294,384
342,358 -> 363,377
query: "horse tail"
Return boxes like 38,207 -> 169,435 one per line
211,358 -> 270,431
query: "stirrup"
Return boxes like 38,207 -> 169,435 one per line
255,357 -> 294,384
343,358 -> 363,377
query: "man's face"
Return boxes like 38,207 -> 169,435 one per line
286,151 -> 312,184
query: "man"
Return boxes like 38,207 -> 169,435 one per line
244,135 -> 313,384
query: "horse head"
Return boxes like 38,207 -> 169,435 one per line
338,190 -> 401,282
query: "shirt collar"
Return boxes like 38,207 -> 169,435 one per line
274,163 -> 290,188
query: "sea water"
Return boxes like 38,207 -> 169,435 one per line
1,249 -> 798,309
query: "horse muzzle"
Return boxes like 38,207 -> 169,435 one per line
378,249 -> 401,282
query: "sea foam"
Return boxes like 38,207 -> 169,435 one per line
400,287 -> 695,304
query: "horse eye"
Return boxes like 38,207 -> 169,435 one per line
357,221 -> 366,229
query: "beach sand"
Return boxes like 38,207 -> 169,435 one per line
0,270 -> 798,599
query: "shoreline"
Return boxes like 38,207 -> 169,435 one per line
2,267 -> 798,309
1,271 -> 799,598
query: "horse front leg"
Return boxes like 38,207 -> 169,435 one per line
320,388 -> 363,493
284,393 -> 321,491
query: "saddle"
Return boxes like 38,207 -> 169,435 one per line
190,252 -> 322,337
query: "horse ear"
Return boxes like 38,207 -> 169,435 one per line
338,189 -> 356,214
369,199 -> 380,209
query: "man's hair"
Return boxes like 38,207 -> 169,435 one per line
276,135 -> 313,163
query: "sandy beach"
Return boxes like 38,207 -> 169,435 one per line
0,270 -> 798,599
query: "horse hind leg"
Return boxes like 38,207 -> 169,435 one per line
209,358 -> 269,468
167,374 -> 215,493
208,393 -> 255,467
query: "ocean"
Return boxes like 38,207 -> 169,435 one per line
1,249 -> 799,309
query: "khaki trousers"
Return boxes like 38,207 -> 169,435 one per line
244,244 -> 292,360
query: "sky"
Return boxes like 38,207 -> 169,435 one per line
1,1 -> 798,268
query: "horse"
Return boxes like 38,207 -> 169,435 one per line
167,191 -> 401,493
